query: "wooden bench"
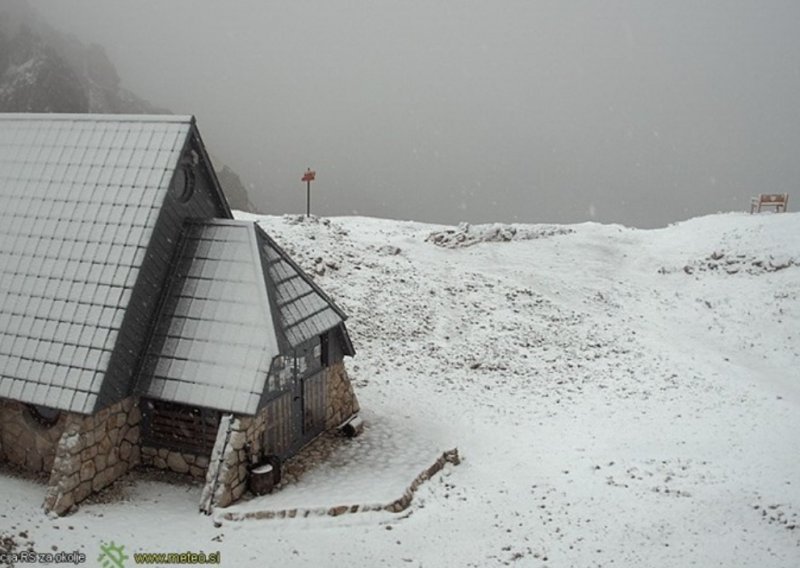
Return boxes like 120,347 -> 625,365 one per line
750,193 -> 789,214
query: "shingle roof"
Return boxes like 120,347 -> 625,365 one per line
140,220 -> 348,415
257,228 -> 346,349
0,113 -> 193,413
139,221 -> 278,415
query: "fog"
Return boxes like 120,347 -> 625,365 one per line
35,1 -> 800,227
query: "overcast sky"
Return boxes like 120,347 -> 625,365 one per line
33,1 -> 800,227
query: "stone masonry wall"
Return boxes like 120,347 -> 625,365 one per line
208,414 -> 250,509
0,399 -> 70,474
210,406 -> 274,509
242,403 -> 270,462
43,397 -> 141,515
325,361 -> 360,430
140,446 -> 210,480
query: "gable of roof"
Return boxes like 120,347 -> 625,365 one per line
139,220 -> 352,415
0,113 -> 228,414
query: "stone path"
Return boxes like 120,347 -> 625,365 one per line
217,408 -> 457,519
219,448 -> 460,521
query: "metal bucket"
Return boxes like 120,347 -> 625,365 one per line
248,463 -> 274,496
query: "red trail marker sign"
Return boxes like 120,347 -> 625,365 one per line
302,168 -> 316,217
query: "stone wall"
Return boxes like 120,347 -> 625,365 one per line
205,407 -> 269,510
242,402 -> 270,462
43,397 -> 141,515
140,446 -> 210,480
325,361 -> 360,430
0,360 -> 360,515
0,399 -> 70,474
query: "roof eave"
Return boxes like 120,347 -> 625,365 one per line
338,323 -> 356,357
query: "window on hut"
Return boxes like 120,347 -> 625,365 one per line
321,332 -> 330,367
295,337 -> 322,379
270,354 -> 294,393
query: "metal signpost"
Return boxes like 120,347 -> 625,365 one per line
302,168 -> 316,217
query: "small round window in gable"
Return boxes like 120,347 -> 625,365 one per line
171,149 -> 199,203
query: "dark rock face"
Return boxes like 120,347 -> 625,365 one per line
216,164 -> 257,212
0,15 -> 161,115
0,38 -> 89,113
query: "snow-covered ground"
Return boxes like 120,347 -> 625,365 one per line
2,211 -> 798,567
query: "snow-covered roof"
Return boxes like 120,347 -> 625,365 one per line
139,220 -> 348,415
258,229 -> 347,349
0,113 -> 194,413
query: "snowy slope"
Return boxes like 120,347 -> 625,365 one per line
1,211 -> 798,567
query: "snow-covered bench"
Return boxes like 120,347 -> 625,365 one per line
750,193 -> 789,213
